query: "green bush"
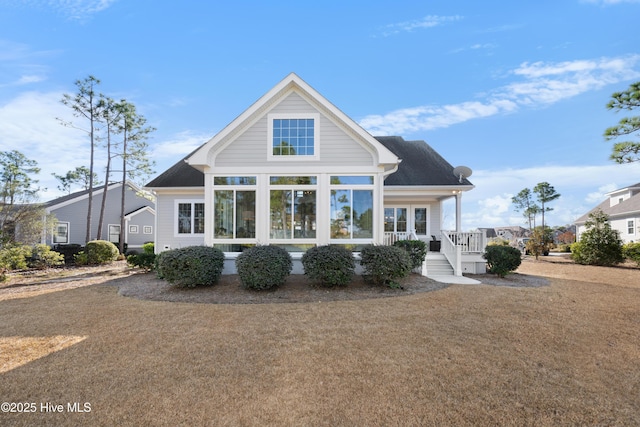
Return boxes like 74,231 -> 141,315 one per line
360,245 -> 412,287
76,240 -> 119,265
571,210 -> 623,266
393,240 -> 428,270
236,245 -> 292,290
622,242 -> 640,266
127,252 -> 156,270
0,245 -> 31,271
156,246 -> 224,288
483,245 -> 522,277
302,245 -> 355,287
127,242 -> 156,270
29,244 -> 65,269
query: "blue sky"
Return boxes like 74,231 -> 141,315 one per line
1,0 -> 640,230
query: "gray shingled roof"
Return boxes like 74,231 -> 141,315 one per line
145,158 -> 205,188
145,136 -> 472,188
376,136 -> 472,186
575,192 -> 640,224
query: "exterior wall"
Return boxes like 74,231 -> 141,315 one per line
154,190 -> 206,251
214,93 -> 374,168
125,210 -> 155,249
577,215 -> 640,244
47,184 -> 155,246
610,216 -> 640,244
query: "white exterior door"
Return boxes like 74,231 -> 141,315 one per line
384,205 -> 430,240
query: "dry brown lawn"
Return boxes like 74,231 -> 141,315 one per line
0,256 -> 639,426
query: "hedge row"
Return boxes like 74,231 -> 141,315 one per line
156,242 -> 427,290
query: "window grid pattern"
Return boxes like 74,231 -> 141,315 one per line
272,119 -> 314,156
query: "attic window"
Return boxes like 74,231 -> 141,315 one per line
268,113 -> 319,160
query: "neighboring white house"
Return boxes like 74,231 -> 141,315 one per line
44,181 -> 155,250
146,73 -> 486,275
575,182 -> 640,244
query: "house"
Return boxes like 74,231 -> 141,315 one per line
575,183 -> 640,244
146,73 -> 486,276
43,181 -> 155,251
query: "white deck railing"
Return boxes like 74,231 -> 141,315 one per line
442,231 -> 486,253
383,231 -> 415,245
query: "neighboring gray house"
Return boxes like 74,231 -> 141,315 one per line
44,181 -> 155,250
575,183 -> 640,244
146,73 -> 487,277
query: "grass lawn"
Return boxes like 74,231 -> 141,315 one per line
0,261 -> 639,426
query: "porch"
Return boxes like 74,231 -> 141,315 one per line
384,230 -> 487,276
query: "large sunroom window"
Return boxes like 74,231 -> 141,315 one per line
330,176 -> 374,240
213,177 -> 256,239
270,176 -> 317,239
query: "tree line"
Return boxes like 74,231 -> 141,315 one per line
0,75 -> 155,251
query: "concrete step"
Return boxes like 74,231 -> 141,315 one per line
425,252 -> 454,276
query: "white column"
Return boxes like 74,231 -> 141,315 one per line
455,192 -> 462,232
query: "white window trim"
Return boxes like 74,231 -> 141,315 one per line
267,113 -> 320,161
143,225 -> 153,235
108,224 -> 121,243
329,178 -> 376,242
174,199 -> 205,237
628,219 -> 635,235
129,225 -> 139,234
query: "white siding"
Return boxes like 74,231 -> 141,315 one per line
155,192 -> 205,251
214,93 -> 373,168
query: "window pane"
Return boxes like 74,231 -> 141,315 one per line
397,208 -> 407,232
236,191 -> 255,238
194,203 -> 205,234
331,189 -> 351,239
109,225 -> 120,243
294,190 -> 316,238
384,208 -> 395,232
353,190 -> 373,238
53,223 -> 68,244
330,176 -> 374,185
178,203 -> 192,234
270,190 -> 292,239
214,176 -> 256,185
415,208 -> 427,235
214,191 -> 233,238
272,118 -> 314,156
270,176 -> 317,185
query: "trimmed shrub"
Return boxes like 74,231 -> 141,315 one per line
302,245 -> 355,287
393,239 -> 428,270
28,244 -> 64,269
623,242 -> 640,266
483,245 -> 522,277
236,245 -> 292,290
156,246 -> 224,288
78,240 -> 119,265
360,245 -> 412,287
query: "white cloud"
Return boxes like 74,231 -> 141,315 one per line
459,162 -> 640,229
151,131 -> 208,161
3,0 -> 118,21
360,54 -> 640,136
0,90 -> 105,199
380,15 -> 462,37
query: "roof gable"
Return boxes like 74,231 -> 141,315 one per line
575,191 -> 640,224
45,181 -> 146,211
186,73 -> 398,169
